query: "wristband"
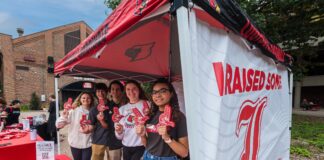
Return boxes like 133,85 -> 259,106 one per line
164,137 -> 172,144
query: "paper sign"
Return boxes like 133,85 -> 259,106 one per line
36,141 -> 54,160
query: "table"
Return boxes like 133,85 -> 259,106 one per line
0,132 -> 43,160
55,154 -> 71,160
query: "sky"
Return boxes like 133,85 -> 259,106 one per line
0,0 -> 110,38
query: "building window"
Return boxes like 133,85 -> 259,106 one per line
64,30 -> 81,55
16,65 -> 29,71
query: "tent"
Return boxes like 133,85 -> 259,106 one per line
54,0 -> 293,159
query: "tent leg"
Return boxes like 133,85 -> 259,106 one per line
55,77 -> 61,155
176,6 -> 198,159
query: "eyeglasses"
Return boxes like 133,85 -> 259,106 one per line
151,88 -> 169,96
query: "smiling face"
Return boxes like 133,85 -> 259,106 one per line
80,93 -> 92,107
151,83 -> 172,108
110,83 -> 123,101
125,83 -> 140,103
96,89 -> 107,100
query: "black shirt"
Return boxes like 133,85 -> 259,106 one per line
5,107 -> 20,126
146,111 -> 187,157
89,100 -> 122,149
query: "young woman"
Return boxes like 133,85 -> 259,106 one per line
114,80 -> 148,160
56,92 -> 94,160
47,95 -> 57,143
136,78 -> 189,160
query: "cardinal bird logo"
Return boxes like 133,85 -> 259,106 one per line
236,97 -> 268,160
125,42 -> 155,62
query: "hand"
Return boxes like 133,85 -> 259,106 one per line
56,122 -> 66,129
62,109 -> 69,118
79,124 -> 90,133
72,102 -> 78,109
135,125 -> 145,137
157,125 -> 170,140
97,112 -> 105,122
115,123 -> 124,134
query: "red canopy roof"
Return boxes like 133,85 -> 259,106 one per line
55,0 -> 292,81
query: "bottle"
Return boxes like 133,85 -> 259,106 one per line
22,118 -> 30,131
30,126 -> 37,141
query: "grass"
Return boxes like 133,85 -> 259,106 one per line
291,114 -> 324,158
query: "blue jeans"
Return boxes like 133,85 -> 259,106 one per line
143,150 -> 178,160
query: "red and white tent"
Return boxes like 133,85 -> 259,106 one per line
54,0 -> 293,159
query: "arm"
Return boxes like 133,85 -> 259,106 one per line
158,126 -> 189,158
114,123 -> 124,140
166,136 -> 189,158
136,125 -> 147,147
55,109 -> 71,128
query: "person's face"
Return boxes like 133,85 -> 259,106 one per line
151,83 -> 172,107
80,94 -> 92,106
13,103 -> 21,108
125,83 -> 140,102
96,89 -> 107,100
110,84 -> 122,100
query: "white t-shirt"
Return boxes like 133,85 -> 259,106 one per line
56,106 -> 92,149
115,100 -> 149,147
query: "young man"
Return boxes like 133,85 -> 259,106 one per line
88,82 -> 123,160
2,100 -> 21,126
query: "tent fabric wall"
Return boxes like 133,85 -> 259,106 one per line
179,8 -> 291,159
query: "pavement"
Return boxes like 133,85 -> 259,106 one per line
292,107 -> 324,118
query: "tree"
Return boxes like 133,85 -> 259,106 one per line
236,0 -> 324,80
30,92 -> 40,110
104,0 -> 121,10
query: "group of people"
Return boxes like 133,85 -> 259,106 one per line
56,79 -> 189,160
0,98 -> 22,127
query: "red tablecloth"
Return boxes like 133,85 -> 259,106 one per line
0,132 -> 43,160
55,154 -> 71,160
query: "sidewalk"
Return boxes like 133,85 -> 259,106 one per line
292,107 -> 324,118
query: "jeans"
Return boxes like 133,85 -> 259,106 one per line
70,146 -> 92,160
143,150 -> 178,160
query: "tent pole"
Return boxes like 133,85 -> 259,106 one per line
176,6 -> 198,159
55,76 -> 61,155
168,14 -> 174,82
288,71 -> 293,134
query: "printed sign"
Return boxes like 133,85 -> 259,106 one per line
36,141 -> 54,160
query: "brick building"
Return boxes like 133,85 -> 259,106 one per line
0,21 -> 106,104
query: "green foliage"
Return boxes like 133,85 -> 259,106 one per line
141,82 -> 153,99
237,0 -> 324,79
29,92 -> 41,110
291,115 -> 324,156
20,104 -> 30,112
104,0 -> 121,9
290,146 -> 311,158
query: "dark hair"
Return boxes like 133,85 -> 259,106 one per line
149,78 -> 181,122
75,92 -> 95,108
95,83 -> 108,93
124,80 -> 147,102
49,94 -> 55,99
11,99 -> 21,106
108,80 -> 124,92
